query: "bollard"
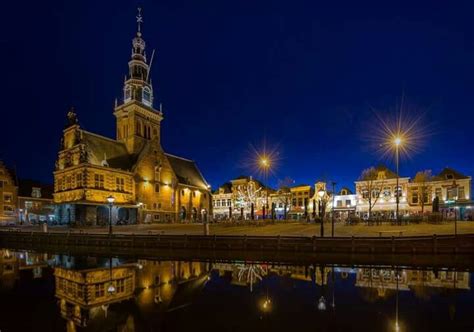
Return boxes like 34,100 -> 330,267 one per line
42,222 -> 48,233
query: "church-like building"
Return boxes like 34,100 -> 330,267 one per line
53,10 -> 211,225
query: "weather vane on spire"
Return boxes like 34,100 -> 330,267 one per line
136,7 -> 143,33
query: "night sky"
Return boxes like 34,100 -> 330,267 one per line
1,0 -> 473,191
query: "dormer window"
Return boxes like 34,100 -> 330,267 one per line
31,187 -> 41,198
124,86 -> 132,102
143,87 -> 152,106
446,174 -> 454,180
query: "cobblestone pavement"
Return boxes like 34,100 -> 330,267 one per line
2,221 -> 474,237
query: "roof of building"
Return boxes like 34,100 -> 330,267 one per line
0,160 -> 18,185
78,130 -> 209,189
358,165 -> 399,181
290,184 -> 311,189
338,187 -> 353,195
82,131 -> 134,171
18,179 -> 54,198
165,153 -> 208,189
433,167 -> 470,181
213,182 -> 232,194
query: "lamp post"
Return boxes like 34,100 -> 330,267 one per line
259,157 -> 271,220
450,180 -> 460,237
394,137 -> 402,225
318,189 -> 326,237
106,195 -> 115,236
331,181 -> 336,237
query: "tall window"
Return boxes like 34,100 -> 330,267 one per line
95,283 -> 105,298
143,87 -> 152,106
155,183 -> 160,193
412,190 -> 419,204
459,187 -> 465,199
76,173 -> 82,188
124,86 -> 132,101
116,178 -> 125,191
94,174 -> 105,189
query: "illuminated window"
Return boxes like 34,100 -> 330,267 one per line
31,187 -> 41,198
116,279 -> 125,293
94,174 -> 105,189
3,194 -> 12,203
3,205 -> 13,213
76,173 -> 82,187
143,87 -> 152,106
94,283 -> 105,298
124,86 -> 132,101
459,187 -> 465,199
345,199 -> 351,206
116,178 -> 125,191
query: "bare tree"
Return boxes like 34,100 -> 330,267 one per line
274,177 -> 295,220
413,170 -> 432,214
358,167 -> 385,220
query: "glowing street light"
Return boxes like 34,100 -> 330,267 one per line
392,136 -> 403,225
258,156 -> 272,220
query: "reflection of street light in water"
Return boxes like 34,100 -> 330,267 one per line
317,265 -> 327,311
394,268 -> 400,332
107,257 -> 116,295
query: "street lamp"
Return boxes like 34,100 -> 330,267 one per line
259,157 -> 271,220
318,189 -> 326,237
393,136 -> 402,225
331,181 -> 336,237
107,195 -> 115,236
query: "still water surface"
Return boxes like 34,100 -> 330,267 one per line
0,248 -> 473,331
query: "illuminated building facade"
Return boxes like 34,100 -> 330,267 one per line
212,176 -> 273,220
0,161 -> 17,224
53,11 -> 211,225
17,179 -> 55,224
355,166 -> 410,219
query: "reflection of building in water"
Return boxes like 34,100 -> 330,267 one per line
212,263 -> 331,290
0,249 -> 18,290
54,259 -> 136,328
356,268 -> 470,297
0,250 -> 52,290
136,259 -> 210,311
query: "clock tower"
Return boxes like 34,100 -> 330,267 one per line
114,8 -> 163,155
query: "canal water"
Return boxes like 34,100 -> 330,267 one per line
0,249 -> 473,331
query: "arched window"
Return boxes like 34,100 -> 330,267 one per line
143,87 -> 152,106
124,86 -> 132,101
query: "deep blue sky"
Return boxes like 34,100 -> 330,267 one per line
1,0 -> 473,191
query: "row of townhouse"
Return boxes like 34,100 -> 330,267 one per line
212,166 -> 473,221
0,161 -> 55,225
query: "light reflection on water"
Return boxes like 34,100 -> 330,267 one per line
0,248 -> 473,331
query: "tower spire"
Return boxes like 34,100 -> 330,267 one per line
136,7 -> 143,34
